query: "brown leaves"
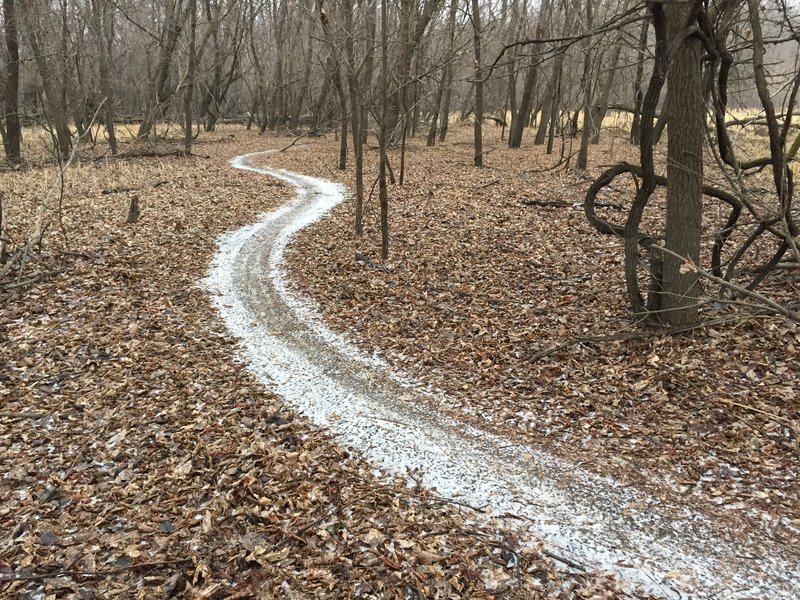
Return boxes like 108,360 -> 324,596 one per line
0,130 -> 633,599
278,127 -> 800,537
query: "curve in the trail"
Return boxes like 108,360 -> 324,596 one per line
203,152 -> 800,599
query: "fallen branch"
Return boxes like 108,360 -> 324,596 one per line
528,316 -> 764,363
278,131 -> 317,153
542,549 -> 586,572
355,251 -> 393,273
521,198 -> 623,210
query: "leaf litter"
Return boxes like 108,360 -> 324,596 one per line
0,130 -> 639,599
264,128 -> 799,551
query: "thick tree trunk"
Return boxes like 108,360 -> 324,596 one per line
3,0 -> 22,162
658,1 -> 703,326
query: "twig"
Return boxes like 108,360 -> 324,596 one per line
651,244 -> 800,323
0,411 -> 47,419
542,549 -> 586,571
355,251 -> 393,273
278,131 -> 317,153
0,559 -> 192,583
528,316 -> 750,363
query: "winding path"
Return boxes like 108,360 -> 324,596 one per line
203,152 -> 800,599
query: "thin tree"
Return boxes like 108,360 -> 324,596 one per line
184,0 -> 198,153
471,0 -> 483,166
90,0 -> 118,156
379,0 -> 389,258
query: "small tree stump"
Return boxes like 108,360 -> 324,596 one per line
126,194 -> 140,224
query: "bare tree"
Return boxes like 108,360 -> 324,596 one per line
137,0 -> 187,140
2,0 -> 22,162
470,0 -> 483,166
90,0 -> 118,155
21,1 -> 72,158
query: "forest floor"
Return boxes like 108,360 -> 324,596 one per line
1,128 -> 641,599
1,123 -> 798,598
271,124 -> 800,536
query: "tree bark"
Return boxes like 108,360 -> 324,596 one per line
3,0 -> 22,162
184,0 -> 197,153
380,0 -> 389,258
471,0 -> 483,166
658,0 -> 703,326
22,5 -> 72,159
508,0 -> 551,148
575,0 -> 594,171
317,0 -> 347,169
629,17 -> 648,145
534,0 -> 576,146
431,0 -> 458,144
91,0 -> 117,156
137,0 -> 186,139
342,0 -> 364,234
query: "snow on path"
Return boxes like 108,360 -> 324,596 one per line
203,151 -> 800,599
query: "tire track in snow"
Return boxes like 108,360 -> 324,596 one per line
203,151 -> 800,599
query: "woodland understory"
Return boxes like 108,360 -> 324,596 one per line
0,123 -> 797,598
269,125 -> 800,531
0,129 -> 665,600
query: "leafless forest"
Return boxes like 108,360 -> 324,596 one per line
2,0 -> 800,324
2,1 -> 800,597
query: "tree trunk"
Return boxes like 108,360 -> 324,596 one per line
342,0 -> 364,234
3,0 -> 22,162
384,0 -> 443,142
534,1 -> 576,146
317,1 -> 347,169
24,17 -> 71,158
137,0 -> 186,139
471,0 -> 483,166
289,5 -> 315,131
575,0 -> 594,171
379,0 -> 389,258
91,0 -> 117,156
658,1 -> 703,326
508,0 -> 551,148
589,33 -> 624,144
629,18 -> 649,145
184,0 -> 197,153
431,0 -> 458,144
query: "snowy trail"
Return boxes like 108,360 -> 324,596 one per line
203,151 -> 800,599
